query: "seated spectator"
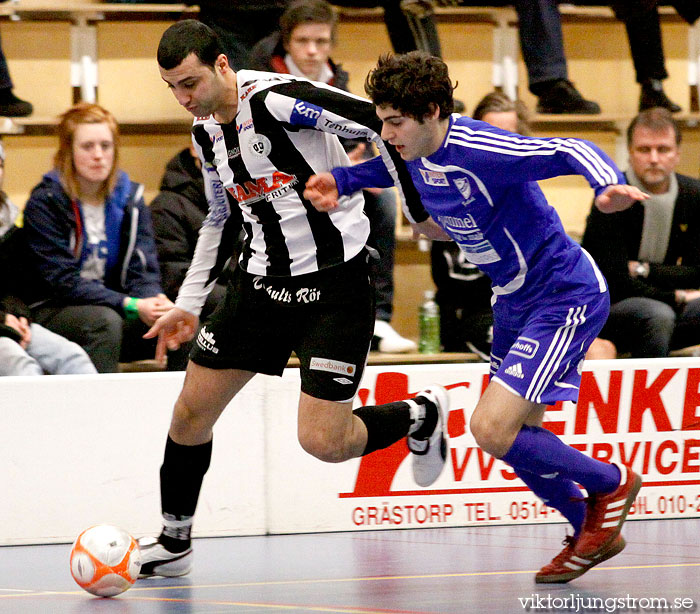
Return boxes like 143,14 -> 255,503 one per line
612,1 -> 700,113
582,107 -> 700,358
251,0 -> 416,352
0,142 -> 95,375
149,144 -> 241,320
430,91 -> 528,360
23,103 -> 188,372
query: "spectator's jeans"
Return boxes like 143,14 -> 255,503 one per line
604,296 -> 700,357
513,0 -> 567,90
33,304 -> 190,373
0,323 -> 97,376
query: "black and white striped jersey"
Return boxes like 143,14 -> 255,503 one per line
176,69 -> 427,316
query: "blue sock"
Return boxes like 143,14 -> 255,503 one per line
514,467 -> 586,537
502,425 -> 620,495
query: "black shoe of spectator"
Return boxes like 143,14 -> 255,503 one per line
0,89 -> 33,117
639,79 -> 681,113
535,80 -> 601,115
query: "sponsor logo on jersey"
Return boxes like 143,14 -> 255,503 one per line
237,118 -> 253,134
437,213 -> 478,230
511,336 -> 539,359
227,171 -> 299,205
210,129 -> 224,144
240,84 -> 256,100
197,326 -> 219,354
320,117 -> 367,138
248,134 -> 272,158
503,362 -> 524,379
228,147 -> 241,159
333,377 -> 354,385
310,357 -> 356,376
203,161 -> 218,174
419,169 -> 449,186
205,179 -> 230,228
291,100 -> 323,127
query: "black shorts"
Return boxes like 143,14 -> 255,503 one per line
190,251 -> 375,402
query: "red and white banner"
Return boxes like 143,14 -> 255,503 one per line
266,358 -> 700,533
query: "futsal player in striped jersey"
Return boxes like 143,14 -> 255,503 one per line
305,51 -> 648,583
137,22 -> 454,578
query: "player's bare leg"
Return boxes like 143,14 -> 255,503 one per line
139,362 -> 255,578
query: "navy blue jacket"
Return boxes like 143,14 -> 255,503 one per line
23,170 -> 162,315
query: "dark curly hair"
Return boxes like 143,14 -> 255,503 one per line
364,51 -> 456,121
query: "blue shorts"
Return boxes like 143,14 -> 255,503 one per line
490,290 -> 609,405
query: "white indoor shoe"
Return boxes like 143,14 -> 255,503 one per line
138,536 -> 193,578
373,320 -> 417,353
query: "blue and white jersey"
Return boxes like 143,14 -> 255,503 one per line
333,114 -> 622,323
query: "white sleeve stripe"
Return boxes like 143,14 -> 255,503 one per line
450,125 -> 619,186
550,138 -> 618,185
447,134 -> 616,188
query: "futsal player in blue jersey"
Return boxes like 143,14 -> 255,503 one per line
305,51 -> 648,584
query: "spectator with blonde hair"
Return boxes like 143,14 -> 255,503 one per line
23,102 -> 186,372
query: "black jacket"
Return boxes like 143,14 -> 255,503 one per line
149,148 -> 240,309
0,201 -> 44,341
581,172 -> 700,307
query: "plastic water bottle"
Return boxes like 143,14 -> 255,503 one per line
418,290 -> 441,354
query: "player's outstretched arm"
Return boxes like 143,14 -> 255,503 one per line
304,173 -> 340,212
144,307 -> 199,363
595,184 -> 649,213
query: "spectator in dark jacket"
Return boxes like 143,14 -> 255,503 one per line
150,145 -> 241,320
23,103 -> 187,372
582,107 -> 700,357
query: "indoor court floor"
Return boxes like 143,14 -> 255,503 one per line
0,518 -> 698,614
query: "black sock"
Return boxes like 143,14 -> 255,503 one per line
410,395 -> 438,440
353,402 -> 411,455
159,435 -> 212,547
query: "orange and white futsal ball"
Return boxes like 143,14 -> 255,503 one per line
70,524 -> 141,597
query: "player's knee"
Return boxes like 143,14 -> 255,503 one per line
298,428 -> 349,463
470,412 -> 509,458
170,399 -> 211,442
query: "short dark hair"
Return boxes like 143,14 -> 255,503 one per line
472,91 -> 530,135
157,19 -> 222,70
281,0 -> 337,48
627,107 -> 681,147
365,51 -> 455,121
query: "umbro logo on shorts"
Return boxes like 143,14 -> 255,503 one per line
504,362 -> 525,379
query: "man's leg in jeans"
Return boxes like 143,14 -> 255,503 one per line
32,304 -> 123,373
606,297 -> 675,358
671,297 -> 700,352
513,0 -> 600,113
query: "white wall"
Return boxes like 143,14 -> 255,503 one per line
2,359 -> 699,545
